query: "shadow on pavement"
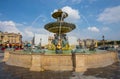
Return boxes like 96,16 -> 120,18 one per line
84,62 -> 120,79
0,62 -> 73,79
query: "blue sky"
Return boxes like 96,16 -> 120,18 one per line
0,0 -> 120,43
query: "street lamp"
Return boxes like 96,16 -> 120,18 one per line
39,38 -> 42,48
102,35 -> 105,45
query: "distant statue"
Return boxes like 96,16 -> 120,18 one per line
89,40 -> 95,51
72,39 -> 85,53
83,40 -> 86,48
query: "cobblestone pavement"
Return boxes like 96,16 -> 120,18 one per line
0,52 -> 119,79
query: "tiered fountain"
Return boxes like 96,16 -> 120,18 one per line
44,9 -> 76,54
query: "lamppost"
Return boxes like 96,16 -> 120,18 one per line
102,35 -> 105,49
39,38 -> 42,49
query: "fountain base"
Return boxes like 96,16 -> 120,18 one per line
3,50 -> 119,72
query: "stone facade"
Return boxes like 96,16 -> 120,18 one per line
0,32 -> 22,44
3,51 -> 119,72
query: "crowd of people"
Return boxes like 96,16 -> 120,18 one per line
0,43 -> 23,51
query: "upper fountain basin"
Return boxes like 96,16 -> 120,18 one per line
44,22 -> 76,34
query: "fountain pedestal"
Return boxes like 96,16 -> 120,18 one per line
30,54 -> 44,71
74,54 -> 87,72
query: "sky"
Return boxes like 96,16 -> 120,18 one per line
0,0 -> 120,44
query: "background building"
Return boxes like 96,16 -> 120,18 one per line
0,31 -> 22,45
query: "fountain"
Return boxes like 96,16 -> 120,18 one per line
44,9 -> 76,54
3,9 -> 119,72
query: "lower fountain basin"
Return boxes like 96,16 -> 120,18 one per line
3,50 -> 119,72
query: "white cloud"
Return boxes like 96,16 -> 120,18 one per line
97,5 -> 120,24
87,26 -> 99,32
62,6 -> 80,23
24,29 -> 34,38
0,21 -> 20,33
